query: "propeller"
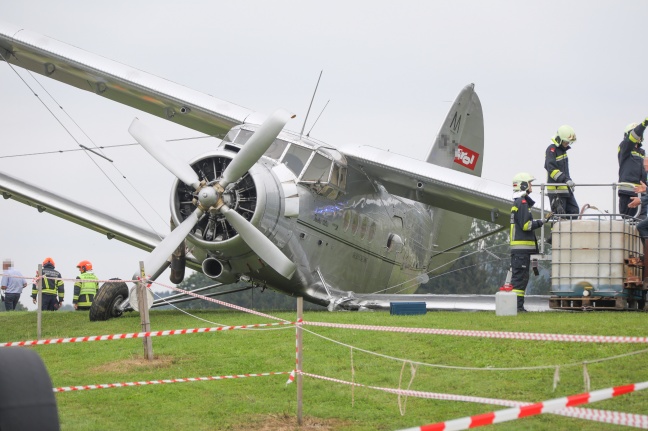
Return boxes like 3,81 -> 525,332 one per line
129,109 -> 297,281
129,119 -> 201,189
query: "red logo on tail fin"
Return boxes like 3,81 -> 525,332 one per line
454,145 -> 480,170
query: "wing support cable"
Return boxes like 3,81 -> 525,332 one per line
430,225 -> 507,259
0,51 -> 167,238
316,267 -> 333,301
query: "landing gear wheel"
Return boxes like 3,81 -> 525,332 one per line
89,278 -> 129,321
0,348 -> 60,430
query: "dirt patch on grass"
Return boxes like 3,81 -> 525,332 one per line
231,413 -> 353,430
96,354 -> 177,373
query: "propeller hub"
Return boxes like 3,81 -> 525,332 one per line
197,186 -> 219,209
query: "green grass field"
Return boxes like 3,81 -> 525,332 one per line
0,309 -> 646,430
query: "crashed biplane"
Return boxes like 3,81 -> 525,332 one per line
0,21 -> 544,318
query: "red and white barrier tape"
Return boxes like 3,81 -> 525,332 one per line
303,321 -> 648,344
303,372 -> 648,428
286,369 -> 295,385
26,275 -> 289,323
397,381 -> 648,430
152,279 -> 290,322
54,371 -> 291,392
0,321 -> 295,347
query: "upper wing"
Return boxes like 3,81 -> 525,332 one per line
0,21 -> 263,138
341,145 -> 513,226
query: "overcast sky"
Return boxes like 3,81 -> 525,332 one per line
1,1 -> 647,310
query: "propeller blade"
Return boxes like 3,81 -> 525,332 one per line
129,118 -> 201,189
220,109 -> 294,188
221,205 -> 296,279
142,208 -> 204,277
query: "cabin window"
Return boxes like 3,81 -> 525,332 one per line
351,213 -> 360,235
359,216 -> 369,240
282,144 -> 313,177
343,211 -> 351,231
367,221 -> 377,243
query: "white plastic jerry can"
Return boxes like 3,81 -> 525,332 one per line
496,285 -> 517,316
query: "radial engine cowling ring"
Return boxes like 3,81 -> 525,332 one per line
172,155 -> 257,246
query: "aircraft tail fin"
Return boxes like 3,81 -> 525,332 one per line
425,84 -> 484,177
424,84 -> 485,274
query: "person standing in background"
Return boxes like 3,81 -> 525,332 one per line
73,260 -> 98,311
1,259 -> 27,311
32,257 -> 64,311
618,119 -> 648,217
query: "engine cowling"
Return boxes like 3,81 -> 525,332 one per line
169,152 -> 284,263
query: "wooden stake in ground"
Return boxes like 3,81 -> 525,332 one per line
36,264 -> 42,340
137,261 -> 153,360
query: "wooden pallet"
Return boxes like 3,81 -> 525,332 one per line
549,295 -> 646,311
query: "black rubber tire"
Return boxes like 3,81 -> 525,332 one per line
0,348 -> 60,430
89,278 -> 129,321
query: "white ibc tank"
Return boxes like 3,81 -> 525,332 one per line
551,219 -> 641,295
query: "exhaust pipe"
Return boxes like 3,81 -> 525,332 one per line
201,257 -> 238,283
169,240 -> 186,284
202,257 -> 224,279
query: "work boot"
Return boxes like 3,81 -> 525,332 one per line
517,296 -> 527,313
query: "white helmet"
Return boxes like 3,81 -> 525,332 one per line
556,125 -> 577,145
624,122 -> 643,143
512,172 -> 535,192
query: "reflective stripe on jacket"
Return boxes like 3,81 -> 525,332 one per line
31,264 -> 64,298
618,123 -> 647,196
510,195 -> 542,254
545,139 -> 572,196
73,272 -> 98,306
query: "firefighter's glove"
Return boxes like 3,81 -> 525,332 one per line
565,179 -> 575,190
642,117 -> 648,127
544,211 -> 554,222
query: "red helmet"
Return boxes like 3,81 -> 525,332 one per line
43,257 -> 55,266
76,260 -> 93,272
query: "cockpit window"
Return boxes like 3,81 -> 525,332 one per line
222,129 -> 238,143
282,144 -> 313,177
234,129 -> 254,145
301,153 -> 332,182
264,138 -> 289,160
330,164 -> 340,186
337,166 -> 347,189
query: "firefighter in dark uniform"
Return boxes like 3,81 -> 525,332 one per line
545,125 -> 578,217
31,257 -> 65,311
618,119 -> 648,217
510,173 -> 551,312
73,260 -> 99,311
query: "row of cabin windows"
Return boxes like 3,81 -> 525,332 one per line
342,211 -> 377,243
225,128 -> 346,199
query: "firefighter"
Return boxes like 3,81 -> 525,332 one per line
545,125 -> 578,218
31,257 -> 64,311
73,260 -> 99,311
618,119 -> 648,217
510,173 -> 551,312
